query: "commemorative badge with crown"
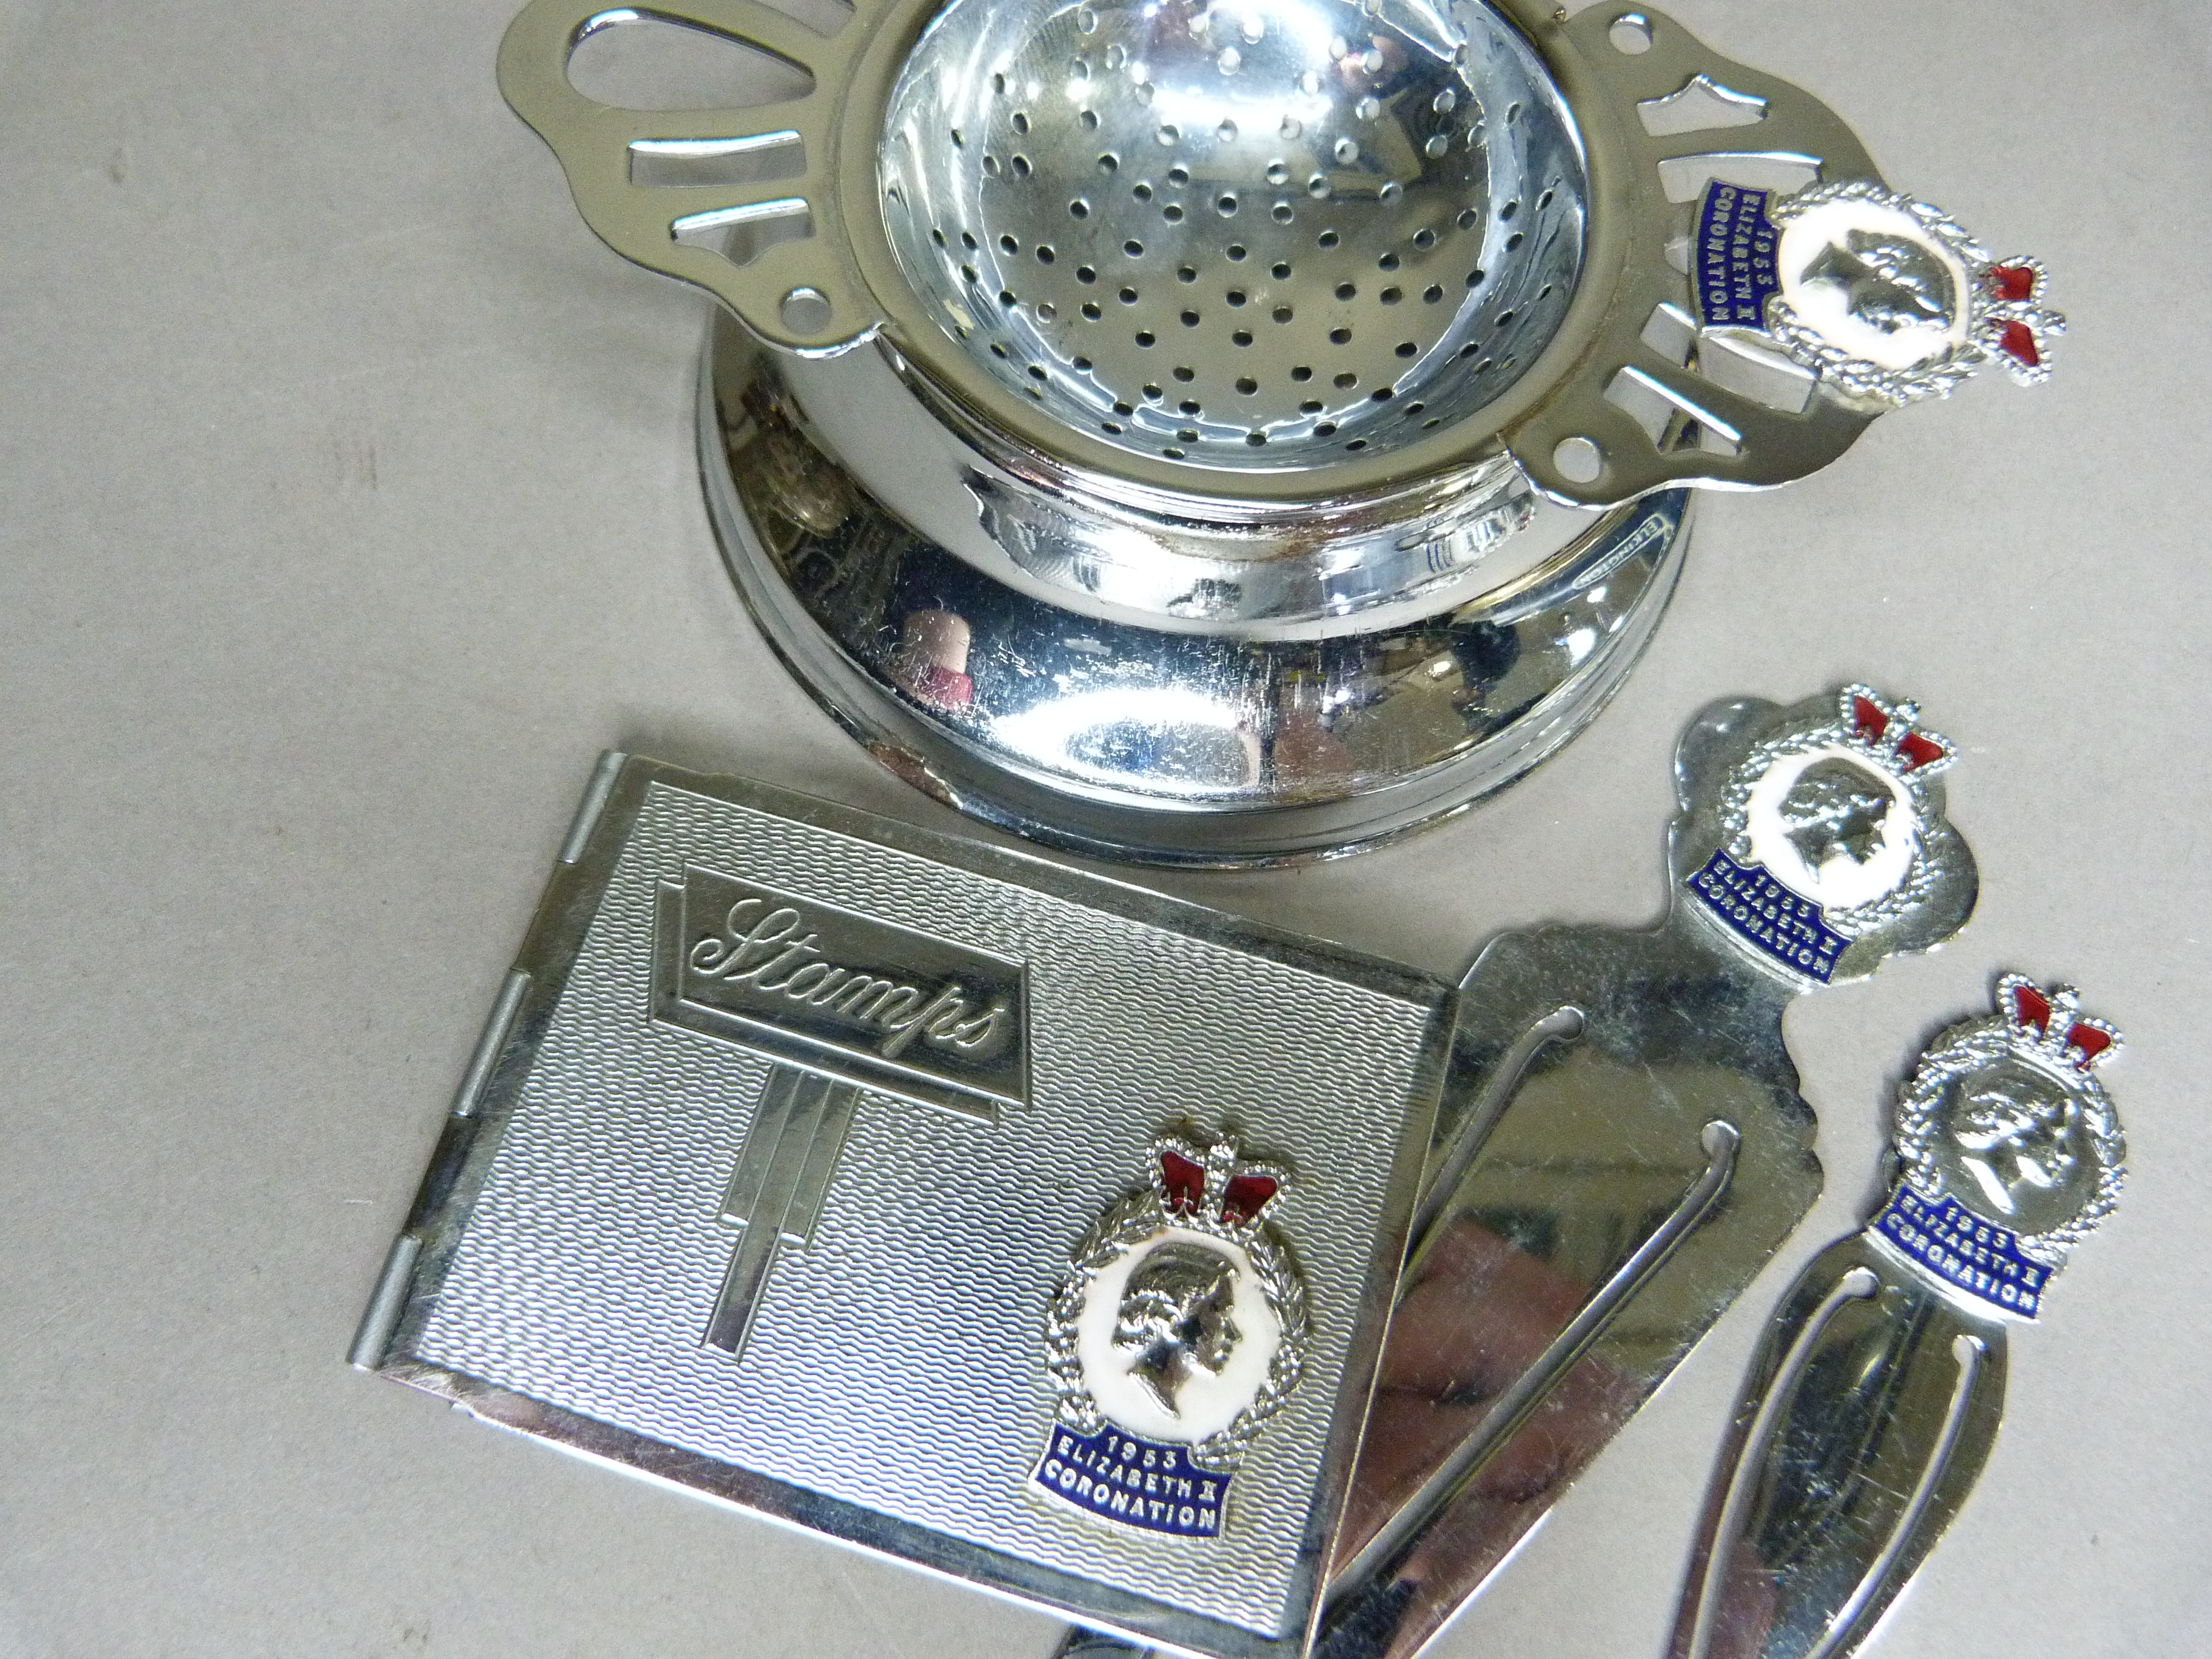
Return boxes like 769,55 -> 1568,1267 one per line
1687,685 -> 1964,984
1034,1131 -> 1309,1540
1692,177 -> 2064,404
1874,976 -> 2125,1319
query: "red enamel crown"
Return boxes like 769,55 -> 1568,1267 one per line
1997,973 -> 2121,1073
1840,685 -> 1954,777
1153,1134 -> 1288,1230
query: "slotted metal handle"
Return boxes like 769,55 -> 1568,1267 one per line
497,0 -> 888,352
1498,2 -> 1885,504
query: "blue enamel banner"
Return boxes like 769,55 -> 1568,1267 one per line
1693,183 -> 1781,329
1033,1425 -> 1230,1538
1872,1186 -> 2049,1318
1688,850 -> 1850,980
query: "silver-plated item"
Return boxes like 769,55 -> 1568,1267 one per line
1054,682 -> 1979,1659
498,0 -> 2053,861
351,754 -> 1448,1659
1665,976 -> 2123,1659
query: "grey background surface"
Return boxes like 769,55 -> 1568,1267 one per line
1,2 -> 2204,1657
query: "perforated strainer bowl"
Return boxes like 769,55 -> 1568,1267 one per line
498,0 -> 2013,863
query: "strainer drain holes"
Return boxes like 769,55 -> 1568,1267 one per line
1412,228 -> 1436,250
1393,340 -> 1416,357
1315,421 -> 1338,436
1379,181 -> 1401,203
1272,306 -> 1293,323
1036,246 -> 1056,263
1538,187 -> 1555,209
1329,326 -> 1352,344
1317,230 -> 1339,249
1378,252 -> 1399,270
1216,119 -> 1237,142
990,71 -> 1005,92
1236,377 -> 1258,394
1133,183 -> 1153,203
983,153 -> 999,175
1101,420 -> 1122,433
1496,309 -> 1517,326
1076,265 -> 1096,283
1456,208 -> 1478,230
988,341 -> 1008,358
998,289 -> 1016,306
1424,135 -> 1449,159
1179,425 -> 1199,438
1011,112 -> 1030,134
1027,364 -> 1047,380
1226,289 -> 1247,306
1075,4 -> 1096,31
1380,286 -> 1402,304
1307,175 -> 1330,199
1113,400 -> 1134,414
1333,371 -> 1357,387
1280,115 -> 1301,138
1118,286 -> 1138,303
1271,202 -> 1293,223
1465,268 -> 1483,286
1179,310 -> 1200,326
1335,282 -> 1357,300
960,232 -> 977,250
999,235 -> 1018,255
1177,265 -> 1198,283
1245,431 -> 1267,446
1011,155 -> 1031,178
1070,198 -> 1091,217
1344,438 -> 1367,451
1081,303 -> 1101,319
1505,231 -> 1524,251
1232,330 -> 1253,346
1135,330 -> 1156,346
1179,403 -> 1201,417
1162,445 -> 1184,458
1163,204 -> 1185,222
1073,355 -> 1093,370
1290,366 -> 1312,381
1271,261 -> 1291,279
1333,138 -> 1358,164
1037,302 -> 1056,319
1158,123 -> 1179,145
931,228 -> 946,247
1226,243 -> 1247,260
1266,161 -> 1290,184
1142,383 -> 1162,399
960,263 -> 977,283
1080,109 -> 1099,130
1168,166 -> 1190,185
1299,399 -> 1322,412
1173,366 -> 1195,381
1095,155 -> 1116,175
1500,199 -> 1518,221
1124,239 -> 1145,256
1425,284 -> 1444,303
950,129 -> 964,147
1370,385 -> 1394,400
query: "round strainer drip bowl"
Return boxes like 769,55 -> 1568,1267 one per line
879,0 -> 1586,469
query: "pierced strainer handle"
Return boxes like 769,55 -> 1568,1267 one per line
1498,2 -> 1885,505
497,0 -> 885,353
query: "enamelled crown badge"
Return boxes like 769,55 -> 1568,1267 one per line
1692,176 -> 2063,404
1035,1132 -> 1309,1540
1874,976 -> 2125,1318
1686,685 -> 1966,985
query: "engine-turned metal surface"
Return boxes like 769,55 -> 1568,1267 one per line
877,0 -> 1587,470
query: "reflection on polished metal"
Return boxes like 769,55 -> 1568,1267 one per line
1666,977 -> 2123,1659
492,0 -> 2060,860
1054,683 -> 1979,1659
354,756 -> 1448,1659
702,315 -> 1689,863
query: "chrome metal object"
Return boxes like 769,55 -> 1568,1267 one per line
703,318 -> 1691,865
497,0 -> 2056,860
1056,682 -> 1979,1659
352,755 -> 1449,1659
1666,977 -> 2123,1659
